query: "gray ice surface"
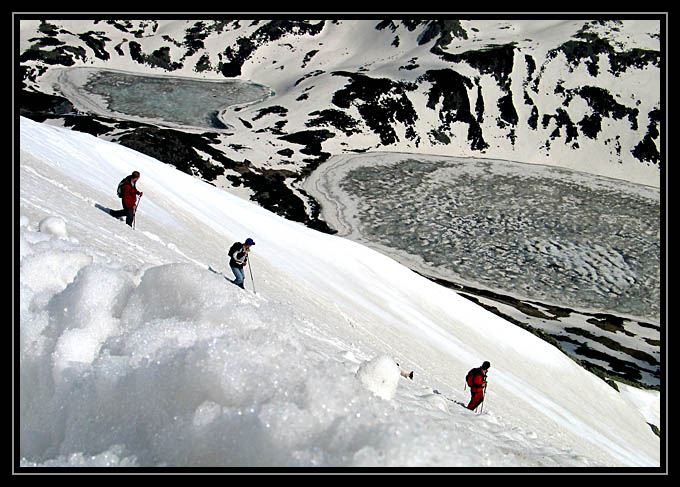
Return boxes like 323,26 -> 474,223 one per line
52,67 -> 271,130
305,153 -> 660,324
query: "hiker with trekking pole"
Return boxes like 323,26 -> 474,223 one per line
465,361 -> 490,412
228,238 -> 255,291
110,171 -> 143,228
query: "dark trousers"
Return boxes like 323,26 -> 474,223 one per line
110,206 -> 135,226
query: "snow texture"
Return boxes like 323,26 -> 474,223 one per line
18,117 -> 661,469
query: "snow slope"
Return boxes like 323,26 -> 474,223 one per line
17,117 -> 660,468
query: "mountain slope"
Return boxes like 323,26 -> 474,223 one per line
18,117 -> 660,468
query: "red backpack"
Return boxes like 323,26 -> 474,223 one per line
466,367 -> 483,387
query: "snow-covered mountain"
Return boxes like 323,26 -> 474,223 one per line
17,116 -> 660,469
19,18 -> 661,231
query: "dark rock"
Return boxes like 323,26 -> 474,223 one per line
306,109 -> 361,136
332,71 -> 418,145
418,69 -> 488,151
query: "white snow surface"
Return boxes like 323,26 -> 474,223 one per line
17,117 -> 660,468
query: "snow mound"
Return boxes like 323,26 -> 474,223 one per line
18,221 -> 391,467
356,355 -> 401,400
39,216 -> 68,238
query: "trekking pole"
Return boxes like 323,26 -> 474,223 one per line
479,383 -> 487,414
248,257 -> 256,294
133,194 -> 142,230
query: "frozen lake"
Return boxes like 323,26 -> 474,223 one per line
49,67 -> 272,130
304,153 -> 660,324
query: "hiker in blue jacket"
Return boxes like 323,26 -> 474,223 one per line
229,238 -> 255,289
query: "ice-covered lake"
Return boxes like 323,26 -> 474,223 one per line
49,67 -> 272,130
304,153 -> 660,324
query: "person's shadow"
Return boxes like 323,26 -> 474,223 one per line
94,203 -> 121,220
94,203 -> 111,214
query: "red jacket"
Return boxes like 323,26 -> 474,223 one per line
119,176 -> 142,209
466,368 -> 487,392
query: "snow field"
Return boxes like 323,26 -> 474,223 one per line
17,117 -> 660,468
18,218 -> 518,467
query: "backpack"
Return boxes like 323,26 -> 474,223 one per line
229,242 -> 248,266
466,367 -> 482,387
117,177 -> 128,198
228,242 -> 242,257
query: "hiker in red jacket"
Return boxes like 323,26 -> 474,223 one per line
466,361 -> 490,411
110,171 -> 143,227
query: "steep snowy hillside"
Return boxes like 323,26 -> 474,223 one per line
19,18 -> 661,229
17,117 -> 660,469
